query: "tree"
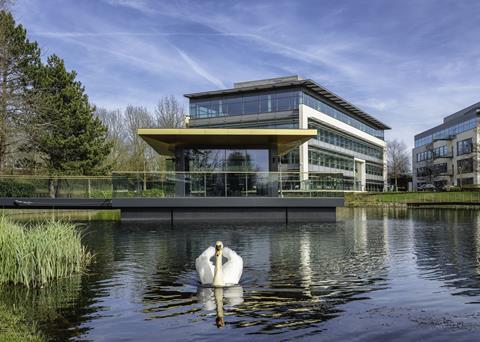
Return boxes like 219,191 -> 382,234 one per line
0,10 -> 41,172
154,95 -> 185,128
0,1 -> 14,11
95,107 -> 128,170
387,139 -> 410,191
124,105 -> 155,171
27,55 -> 112,196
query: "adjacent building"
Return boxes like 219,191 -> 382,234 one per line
184,76 -> 390,191
413,102 -> 480,189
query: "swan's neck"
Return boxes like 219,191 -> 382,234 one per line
214,287 -> 224,328
213,252 -> 224,287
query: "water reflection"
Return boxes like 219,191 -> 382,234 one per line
197,286 -> 244,328
2,209 -> 480,341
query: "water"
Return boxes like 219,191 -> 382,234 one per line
2,208 -> 480,341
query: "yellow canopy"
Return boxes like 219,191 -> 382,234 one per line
138,128 -> 317,156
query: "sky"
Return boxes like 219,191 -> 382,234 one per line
11,0 -> 480,150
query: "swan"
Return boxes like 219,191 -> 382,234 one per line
195,241 -> 243,286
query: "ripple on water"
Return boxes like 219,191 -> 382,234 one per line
1,209 -> 480,341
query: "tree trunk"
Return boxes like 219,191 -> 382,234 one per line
55,178 -> 62,198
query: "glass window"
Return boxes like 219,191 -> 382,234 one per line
185,148 -> 269,172
309,120 -> 384,160
226,150 -> 247,171
415,118 -> 477,147
457,158 -> 473,173
303,93 -> 384,139
246,149 -> 269,171
457,138 -> 473,156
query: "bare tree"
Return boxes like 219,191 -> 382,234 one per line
124,105 -> 155,171
387,139 -> 411,191
154,95 -> 185,128
0,0 -> 14,11
96,107 -> 128,169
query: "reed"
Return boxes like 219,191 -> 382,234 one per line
0,216 -> 92,288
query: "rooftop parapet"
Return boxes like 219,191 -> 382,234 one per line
233,75 -> 303,89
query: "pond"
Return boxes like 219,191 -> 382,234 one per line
2,208 -> 480,341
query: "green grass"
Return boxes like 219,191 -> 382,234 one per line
0,216 -> 92,288
345,191 -> 480,207
2,209 -> 120,222
0,303 -> 43,342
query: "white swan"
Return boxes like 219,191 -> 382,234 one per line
195,241 -> 243,286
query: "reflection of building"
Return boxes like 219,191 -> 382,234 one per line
184,76 -> 389,192
413,102 -> 480,189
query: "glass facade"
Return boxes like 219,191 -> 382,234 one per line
416,167 -> 430,177
433,163 -> 448,175
415,118 -> 477,147
189,90 -> 300,118
366,181 -> 384,192
308,121 -> 383,159
457,158 -> 474,174
302,93 -> 384,139
366,163 -> 383,176
432,145 -> 449,158
457,138 -> 473,156
183,148 -> 270,196
309,148 -> 354,171
416,150 -> 433,162
189,90 -> 385,139
184,148 -> 269,172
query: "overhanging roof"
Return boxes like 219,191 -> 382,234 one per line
138,128 -> 317,156
184,78 -> 390,130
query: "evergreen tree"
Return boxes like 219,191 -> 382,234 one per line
0,10 -> 41,171
29,55 -> 112,179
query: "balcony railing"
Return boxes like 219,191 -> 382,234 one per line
433,153 -> 453,159
0,172 -> 358,199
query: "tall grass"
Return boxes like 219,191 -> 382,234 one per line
0,216 -> 92,288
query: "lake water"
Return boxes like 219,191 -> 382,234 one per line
2,208 -> 480,341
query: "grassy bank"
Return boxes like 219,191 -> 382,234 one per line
0,304 -> 43,342
2,209 -> 120,222
0,216 -> 92,288
345,191 -> 480,207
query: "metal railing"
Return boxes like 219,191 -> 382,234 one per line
0,172 -> 356,199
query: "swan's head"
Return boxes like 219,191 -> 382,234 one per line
215,241 -> 223,257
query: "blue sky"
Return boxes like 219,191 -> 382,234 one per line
12,0 -> 480,149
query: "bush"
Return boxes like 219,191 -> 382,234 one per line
139,189 -> 165,197
0,180 -> 35,197
459,184 -> 480,192
0,216 -> 92,288
89,190 -> 113,199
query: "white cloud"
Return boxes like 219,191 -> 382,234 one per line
175,48 -> 226,89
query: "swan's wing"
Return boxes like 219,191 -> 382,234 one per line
222,247 -> 243,285
195,246 -> 215,285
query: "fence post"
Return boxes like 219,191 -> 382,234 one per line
225,173 -> 227,197
87,178 -> 91,199
245,173 -> 248,197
